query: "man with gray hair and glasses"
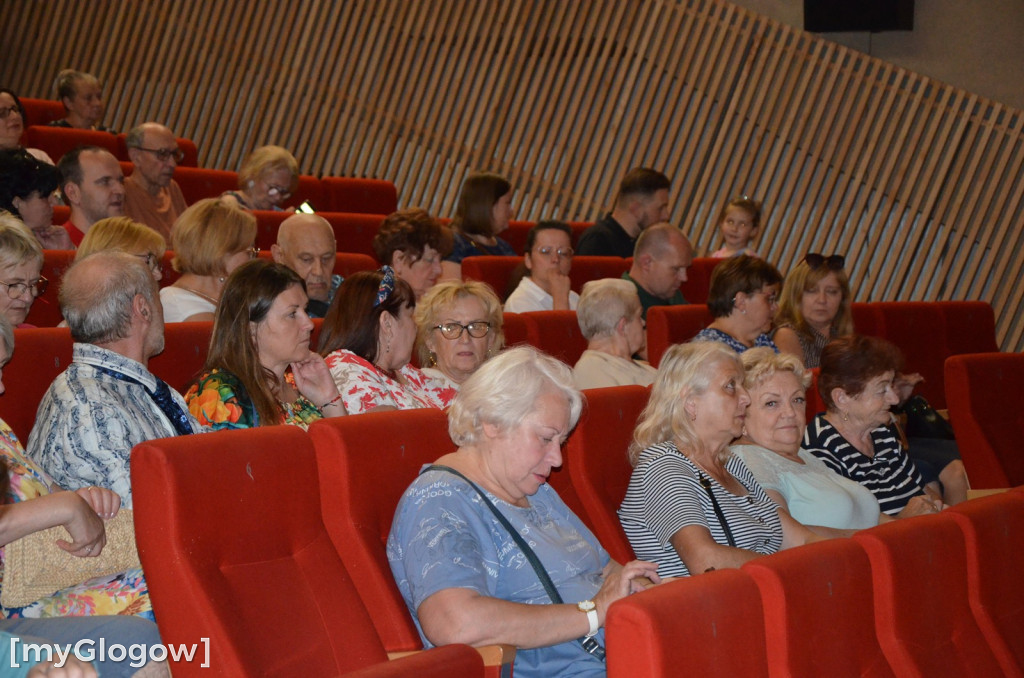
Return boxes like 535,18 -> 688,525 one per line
124,122 -> 187,244
28,251 -> 204,507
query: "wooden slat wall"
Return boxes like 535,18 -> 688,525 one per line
3,0 -> 1023,350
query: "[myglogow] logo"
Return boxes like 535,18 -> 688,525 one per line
8,636 -> 211,669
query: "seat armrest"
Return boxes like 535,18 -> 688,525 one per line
388,644 -> 516,666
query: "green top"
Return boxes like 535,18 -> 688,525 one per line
622,271 -> 687,319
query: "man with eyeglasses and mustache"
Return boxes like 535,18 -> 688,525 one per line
56,146 -> 126,246
124,122 -> 187,245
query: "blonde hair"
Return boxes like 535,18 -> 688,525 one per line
0,212 -> 43,270
576,278 -> 641,340
414,280 -> 504,366
238,146 -> 299,193
170,199 -> 256,276
740,347 -> 812,392
630,342 -> 742,465
77,217 -> 165,261
775,259 -> 853,339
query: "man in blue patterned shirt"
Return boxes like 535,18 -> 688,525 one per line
27,251 -> 204,507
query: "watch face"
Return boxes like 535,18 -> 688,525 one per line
578,600 -> 596,612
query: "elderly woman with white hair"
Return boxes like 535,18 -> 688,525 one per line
619,342 -> 821,577
573,278 -> 656,389
0,213 -> 46,328
388,346 -> 660,678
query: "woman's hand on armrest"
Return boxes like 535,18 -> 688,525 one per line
670,524 -> 762,573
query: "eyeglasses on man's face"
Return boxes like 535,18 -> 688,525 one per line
135,146 -> 185,163
433,321 -> 491,340
0,276 -> 47,299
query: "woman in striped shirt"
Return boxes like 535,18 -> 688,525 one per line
618,342 -> 821,578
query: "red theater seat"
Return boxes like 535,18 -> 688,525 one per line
563,385 -> 650,563
148,322 -> 214,394
320,177 -> 398,215
132,427 -> 483,677
568,256 -> 631,292
941,301 -> 999,355
19,98 -> 65,127
460,256 -> 521,300
4,328 -> 73,443
945,353 -> 1024,488
678,257 -> 718,305
517,310 -> 587,366
173,167 -> 239,204
606,570 -> 769,678
291,174 -> 325,210
874,302 -> 949,407
501,312 -> 531,348
644,304 -> 713,367
23,126 -> 118,163
851,301 -> 884,337
25,250 -> 76,328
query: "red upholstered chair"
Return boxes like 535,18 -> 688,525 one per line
945,353 -> 1024,488
941,301 -> 1000,355
563,385 -> 650,563
290,174 -> 325,210
320,177 -> 398,215
947,493 -> 1024,676
874,301 -> 950,407
114,134 -> 199,167
23,126 -> 118,163
566,222 -> 592,248
501,312 -> 532,348
23,250 -> 75,328
853,515 -> 1003,677
568,256 -> 631,292
52,205 -> 70,224
252,211 -> 289,250
743,539 -> 895,678
460,256 -> 521,301
851,302 -> 884,337
4,327 -> 73,442
517,310 -> 587,366
148,322 -> 214,393
322,212 -> 386,260
159,251 -> 179,285
131,427 -> 483,678
644,304 -> 713,367
501,221 -> 532,255
678,257 -> 718,305
606,570 -> 769,678
173,167 -> 239,204
19,98 -> 65,127
805,367 -> 826,425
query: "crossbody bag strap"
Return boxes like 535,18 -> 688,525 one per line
697,472 -> 737,547
425,464 -> 606,661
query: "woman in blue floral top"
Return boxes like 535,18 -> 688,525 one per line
186,260 -> 347,430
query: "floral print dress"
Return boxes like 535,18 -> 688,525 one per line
185,369 -> 323,431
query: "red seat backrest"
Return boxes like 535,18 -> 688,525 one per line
501,312 -> 532,348
308,409 -> 453,652
564,385 -> 650,562
678,257 -> 718,305
148,322 -> 214,394
940,301 -> 999,355
851,302 -> 884,337
319,177 -> 398,215
644,304 -> 713,367
606,571 -> 769,678
517,310 -> 587,366
460,256 -> 520,301
3,327 -> 73,443
874,301 -> 950,407
806,367 -> 826,424
290,174 -> 325,211
173,166 -> 239,204
568,256 -> 631,292
25,250 -> 76,328
322,212 -> 386,260
853,515 -> 1004,677
500,221 -> 594,255
743,539 -> 895,678
19,98 -> 65,127
23,125 -> 118,163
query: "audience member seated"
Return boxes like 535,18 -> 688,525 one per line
319,267 -> 456,414
162,198 -> 257,322
441,173 -> 516,280
28,252 -> 204,506
619,342 -> 820,577
709,195 -> 762,258
773,253 -> 852,368
802,335 -> 966,514
0,149 -> 72,249
0,89 -> 53,164
0,214 -> 45,328
576,168 -> 671,258
77,217 -> 164,282
414,280 -> 504,390
504,221 -> 578,313
185,260 -> 346,430
573,278 -> 656,389
272,212 -> 341,318
123,123 -> 187,244
0,317 -> 167,678
388,346 -> 660,678
693,255 -> 782,353
49,70 -> 114,133
730,348 -> 913,530
624,222 -> 693,318
57,146 -> 125,246
220,145 -> 298,212
372,207 -> 452,299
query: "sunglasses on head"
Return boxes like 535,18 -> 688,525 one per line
804,253 -> 845,271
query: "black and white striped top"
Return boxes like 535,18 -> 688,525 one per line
802,415 -> 925,515
618,441 -> 783,578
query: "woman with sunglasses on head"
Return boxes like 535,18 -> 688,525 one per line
692,255 -> 783,353
414,280 -> 504,391
319,267 -> 457,414
221,145 -> 299,212
773,253 -> 852,369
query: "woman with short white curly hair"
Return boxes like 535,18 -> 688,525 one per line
573,278 -> 656,389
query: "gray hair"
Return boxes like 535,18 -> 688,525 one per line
124,124 -> 146,149
576,278 -> 641,340
448,345 -> 583,447
0,212 -> 43,270
60,251 -> 157,344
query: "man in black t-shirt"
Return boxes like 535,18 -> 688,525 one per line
576,168 -> 671,257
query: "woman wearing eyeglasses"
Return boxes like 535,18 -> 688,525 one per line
76,217 -> 165,282
573,279 -> 656,389
773,253 -> 852,369
504,221 -> 579,313
0,214 -> 45,328
162,198 -> 259,322
0,89 -> 54,165
693,255 -> 783,353
319,268 -> 457,414
221,145 -> 299,212
414,280 -> 504,391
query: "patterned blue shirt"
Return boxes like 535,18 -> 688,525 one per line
26,344 -> 204,508
692,327 -> 779,353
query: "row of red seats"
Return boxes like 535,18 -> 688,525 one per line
128,390 -> 1024,675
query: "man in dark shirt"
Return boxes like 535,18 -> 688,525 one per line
622,223 -> 694,318
577,168 -> 671,257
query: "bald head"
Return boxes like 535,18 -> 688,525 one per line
272,213 -> 336,302
629,223 -> 694,300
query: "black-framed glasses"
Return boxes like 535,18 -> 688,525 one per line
0,105 -> 20,120
1,276 -> 47,299
434,321 -> 491,340
534,246 -> 574,258
134,146 -> 184,163
804,253 -> 845,271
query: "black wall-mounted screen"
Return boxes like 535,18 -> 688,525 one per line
804,0 -> 914,32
